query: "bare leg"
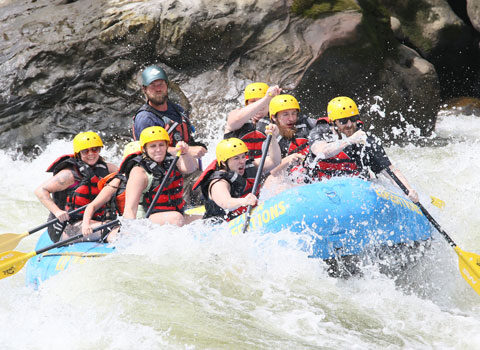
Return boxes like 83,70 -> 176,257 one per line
184,214 -> 203,225
149,211 -> 185,226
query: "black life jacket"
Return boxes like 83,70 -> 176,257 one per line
193,159 -> 258,221
46,154 -> 110,220
126,154 -> 185,214
132,102 -> 193,145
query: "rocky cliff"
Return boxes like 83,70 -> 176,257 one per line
0,0 -> 478,152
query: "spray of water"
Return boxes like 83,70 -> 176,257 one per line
1,100 -> 480,348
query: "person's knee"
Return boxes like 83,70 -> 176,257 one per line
149,211 -> 185,226
172,212 -> 185,227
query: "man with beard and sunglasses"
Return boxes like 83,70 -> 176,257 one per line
132,65 -> 208,206
306,96 -> 418,202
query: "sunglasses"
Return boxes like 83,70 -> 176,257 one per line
80,147 -> 101,155
337,115 -> 360,125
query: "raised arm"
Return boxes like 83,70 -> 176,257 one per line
225,85 -> 281,133
174,141 -> 198,174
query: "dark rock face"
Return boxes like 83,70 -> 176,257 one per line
0,0 -> 477,153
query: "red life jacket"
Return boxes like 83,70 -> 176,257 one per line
193,159 -> 258,221
239,129 -> 267,159
97,172 -> 127,216
127,154 -> 185,214
307,116 -> 363,180
132,103 -> 192,145
285,137 -> 310,156
225,119 -> 269,159
46,154 -> 110,219
93,151 -> 150,216
312,152 -> 359,180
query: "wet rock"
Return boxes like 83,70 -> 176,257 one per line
390,16 -> 406,42
0,0 -> 476,153
467,0 -> 480,33
441,96 -> 480,116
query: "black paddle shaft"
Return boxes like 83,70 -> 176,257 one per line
385,167 -> 456,248
241,133 -> 273,234
36,219 -> 120,255
28,204 -> 88,235
145,153 -> 181,218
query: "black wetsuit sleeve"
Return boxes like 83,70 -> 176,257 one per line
363,135 -> 392,174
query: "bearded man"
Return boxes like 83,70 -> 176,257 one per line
131,65 -> 207,205
258,94 -> 316,175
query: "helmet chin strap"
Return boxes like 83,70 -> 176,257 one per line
222,161 -> 231,172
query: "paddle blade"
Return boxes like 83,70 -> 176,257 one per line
185,205 -> 205,216
0,232 -> 29,253
430,196 -> 445,209
0,250 -> 36,280
455,246 -> 480,295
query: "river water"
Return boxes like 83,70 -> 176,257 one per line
1,110 -> 479,349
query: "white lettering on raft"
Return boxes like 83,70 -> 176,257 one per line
229,201 -> 287,235
374,188 -> 423,215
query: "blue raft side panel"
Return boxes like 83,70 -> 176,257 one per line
228,177 -> 433,259
25,231 -> 114,288
26,178 -> 433,286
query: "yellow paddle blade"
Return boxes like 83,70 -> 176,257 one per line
455,246 -> 480,295
185,205 -> 205,216
0,250 -> 36,280
430,196 -> 445,209
0,232 -> 29,253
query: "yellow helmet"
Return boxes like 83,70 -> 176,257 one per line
73,131 -> 104,154
327,96 -> 359,122
139,126 -> 170,149
216,138 -> 248,165
269,94 -> 300,118
244,82 -> 269,104
122,141 -> 141,158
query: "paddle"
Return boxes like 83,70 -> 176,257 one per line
0,219 -> 119,281
430,195 -> 445,209
145,150 -> 182,218
241,133 -> 273,234
385,167 -> 480,295
0,205 -> 88,253
185,205 -> 206,216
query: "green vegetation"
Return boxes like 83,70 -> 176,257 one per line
291,0 -> 360,18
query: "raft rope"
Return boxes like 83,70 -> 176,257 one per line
41,252 -> 107,258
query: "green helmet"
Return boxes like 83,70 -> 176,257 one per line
142,65 -> 168,86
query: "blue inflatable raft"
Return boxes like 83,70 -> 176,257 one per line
25,231 -> 114,288
228,177 -> 433,259
26,177 -> 433,285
